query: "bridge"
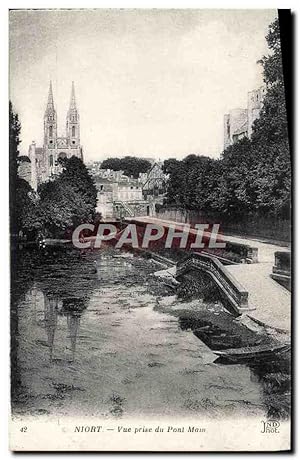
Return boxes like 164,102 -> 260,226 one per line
176,252 -> 250,314
126,216 -> 291,333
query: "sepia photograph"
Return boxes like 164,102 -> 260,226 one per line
9,8 -> 292,452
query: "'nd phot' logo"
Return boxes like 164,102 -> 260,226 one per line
261,420 -> 280,434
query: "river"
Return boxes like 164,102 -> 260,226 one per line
11,246 -> 291,420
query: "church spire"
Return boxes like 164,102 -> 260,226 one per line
44,81 -> 57,148
69,81 -> 77,110
66,81 -> 80,147
46,80 -> 55,111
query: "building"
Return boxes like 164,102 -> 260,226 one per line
96,179 -> 146,219
26,81 -> 83,189
142,162 -> 168,199
90,168 -> 155,219
247,87 -> 266,137
223,86 -> 265,150
91,162 -> 169,219
95,168 -> 130,183
223,109 -> 248,150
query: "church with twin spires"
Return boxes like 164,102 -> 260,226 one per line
27,81 -> 83,190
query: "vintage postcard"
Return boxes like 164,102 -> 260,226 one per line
9,8 -> 292,451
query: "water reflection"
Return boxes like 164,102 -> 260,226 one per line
11,247 -> 97,408
42,296 -> 83,362
44,297 -> 57,361
11,248 -> 35,405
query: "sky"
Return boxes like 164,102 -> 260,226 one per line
9,9 -> 277,161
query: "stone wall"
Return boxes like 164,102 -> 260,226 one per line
157,207 -> 290,242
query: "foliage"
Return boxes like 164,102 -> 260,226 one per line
9,101 -> 21,234
9,101 -> 21,180
15,177 -> 40,234
10,102 -> 41,237
163,18 -> 291,221
101,156 -> 151,178
18,155 -> 31,163
37,157 -> 98,237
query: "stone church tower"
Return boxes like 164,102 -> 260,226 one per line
29,81 -> 84,186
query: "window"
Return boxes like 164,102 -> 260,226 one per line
49,126 -> 53,137
49,155 -> 53,166
72,125 -> 75,137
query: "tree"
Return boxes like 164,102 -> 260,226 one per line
15,177 -> 39,236
162,158 -> 186,208
101,156 -> 151,178
164,17 -> 291,221
9,101 -> 21,235
36,156 -> 98,238
59,156 -> 97,215
250,18 -> 291,218
219,138 -> 259,218
163,18 -> 291,222
10,102 -> 39,237
38,181 -> 86,237
163,155 -> 219,212
100,157 -> 122,171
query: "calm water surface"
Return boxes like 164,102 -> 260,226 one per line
11,247 -> 291,420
